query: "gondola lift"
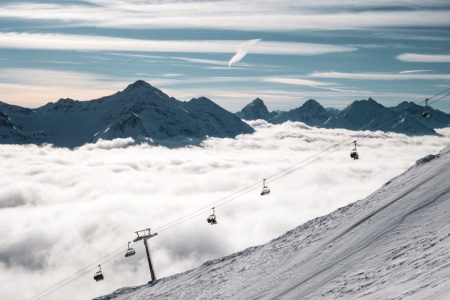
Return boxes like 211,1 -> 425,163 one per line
125,242 -> 136,257
207,207 -> 217,225
260,179 -> 270,196
350,141 -> 359,160
93,265 -> 104,282
422,98 -> 431,119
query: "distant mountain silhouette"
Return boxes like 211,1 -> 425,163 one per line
270,99 -> 332,126
0,80 -> 254,148
235,98 -> 277,121
325,98 -> 437,136
235,97 -> 445,136
390,101 -> 450,129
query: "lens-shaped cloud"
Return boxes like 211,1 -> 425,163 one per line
228,39 -> 261,68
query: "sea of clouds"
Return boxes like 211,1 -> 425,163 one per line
1,121 -> 450,300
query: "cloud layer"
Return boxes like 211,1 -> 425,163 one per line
397,53 -> 450,63
1,1 -> 449,30
1,122 -> 450,299
0,32 -> 356,56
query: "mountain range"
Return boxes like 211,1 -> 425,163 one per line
236,98 -> 450,136
1,82 -> 449,148
0,80 -> 254,148
96,144 -> 450,299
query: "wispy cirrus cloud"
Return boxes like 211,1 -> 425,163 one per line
0,32 -> 356,56
397,53 -> 450,63
0,1 -> 449,31
264,77 -> 364,94
264,77 -> 337,87
399,70 -> 433,74
373,32 -> 450,42
310,71 -> 450,80
106,53 -> 230,67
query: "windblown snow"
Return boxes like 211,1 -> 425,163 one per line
97,144 -> 450,299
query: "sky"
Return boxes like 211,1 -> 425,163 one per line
0,0 -> 450,112
1,122 -> 450,300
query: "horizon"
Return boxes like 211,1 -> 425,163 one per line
0,1 -> 450,112
0,78 -> 447,113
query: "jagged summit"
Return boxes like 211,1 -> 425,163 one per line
0,81 -> 254,147
390,101 -> 450,129
301,99 -> 330,111
236,97 -> 443,136
235,97 -> 272,121
124,80 -> 153,91
269,99 -> 331,126
252,97 -> 264,104
326,98 -> 437,135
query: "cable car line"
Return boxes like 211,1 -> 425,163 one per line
27,242 -> 132,300
151,89 -> 450,234
27,87 -> 449,299
31,241 -> 141,300
154,88 -> 449,233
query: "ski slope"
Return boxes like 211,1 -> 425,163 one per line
97,144 -> 450,299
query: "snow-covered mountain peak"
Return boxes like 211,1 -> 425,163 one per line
0,81 -> 254,147
189,96 -> 213,104
390,101 -> 450,129
251,98 -> 264,105
269,99 -> 331,126
235,98 -> 272,121
301,99 -> 321,108
123,80 -> 154,91
346,97 -> 384,111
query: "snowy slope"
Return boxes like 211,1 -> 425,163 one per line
0,109 -> 46,144
0,81 -> 254,147
0,111 -> 28,143
96,144 -> 450,299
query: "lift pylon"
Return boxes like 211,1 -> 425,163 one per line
133,228 -> 158,283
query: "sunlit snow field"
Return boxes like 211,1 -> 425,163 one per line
1,121 -> 450,300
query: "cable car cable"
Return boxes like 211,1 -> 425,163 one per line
27,86 -> 449,299
154,89 -> 450,234
28,241 -> 136,300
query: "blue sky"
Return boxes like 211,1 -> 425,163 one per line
0,0 -> 449,112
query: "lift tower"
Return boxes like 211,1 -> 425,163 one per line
133,228 -> 158,283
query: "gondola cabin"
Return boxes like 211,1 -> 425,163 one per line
423,110 -> 431,118
260,186 -> 270,196
207,207 -> 217,225
207,215 -> 217,225
350,149 -> 359,160
93,265 -> 104,281
260,179 -> 270,196
350,141 -> 359,160
125,248 -> 135,257
423,98 -> 431,119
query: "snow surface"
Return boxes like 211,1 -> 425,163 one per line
96,144 -> 450,299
